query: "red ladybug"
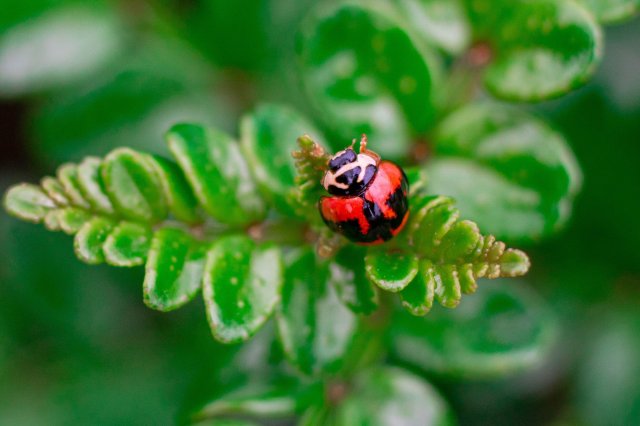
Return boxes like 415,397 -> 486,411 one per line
319,135 -> 409,244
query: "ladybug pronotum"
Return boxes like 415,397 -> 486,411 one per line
319,135 -> 409,244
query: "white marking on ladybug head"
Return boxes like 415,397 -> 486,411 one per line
322,152 -> 378,192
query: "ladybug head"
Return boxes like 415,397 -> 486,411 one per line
322,147 -> 379,196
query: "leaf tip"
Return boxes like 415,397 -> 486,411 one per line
499,248 -> 530,277
3,183 -> 56,223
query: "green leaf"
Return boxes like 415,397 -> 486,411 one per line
0,3 -> 124,97
168,124 -> 266,226
76,156 -> 114,215
394,0 -> 471,54
57,207 -> 91,235
400,260 -> 436,315
73,216 -> 115,264
297,1 -> 438,158
240,104 -> 323,217
392,195 -> 530,313
203,235 -> 282,343
143,227 -> 205,311
3,183 -> 56,223
427,102 -> 581,241
101,148 -> 168,223
391,280 -> 558,378
147,155 -> 201,224
191,383 -> 307,423
291,134 -> 331,224
57,163 -> 91,209
277,249 -> 358,375
41,176 -> 69,206
465,0 -> 602,100
404,166 -> 428,197
365,248 -> 419,292
104,222 -> 152,267
333,367 -> 454,425
329,245 -> 379,314
579,0 -> 639,23
43,209 -> 62,231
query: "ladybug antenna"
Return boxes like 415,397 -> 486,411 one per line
359,134 -> 368,153
358,133 -> 379,162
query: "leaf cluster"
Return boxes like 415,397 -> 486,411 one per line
1,0 -> 638,423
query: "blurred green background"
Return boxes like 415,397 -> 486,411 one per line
1,1 -> 639,425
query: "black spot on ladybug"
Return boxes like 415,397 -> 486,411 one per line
329,149 -> 357,171
361,185 -> 408,242
328,164 -> 377,196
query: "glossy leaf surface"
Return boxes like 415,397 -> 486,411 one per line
427,102 -> 581,241
101,148 -> 168,223
203,236 -> 282,343
466,0 -> 602,100
329,245 -> 379,314
76,156 -> 114,215
333,367 -> 454,425
57,163 -> 91,209
364,195 -> 530,314
365,248 -> 419,292
168,124 -> 266,226
277,249 -> 358,375
241,104 -> 323,217
395,0 -> 470,54
103,221 -> 152,267
73,216 -> 114,264
147,155 -> 201,224
391,280 -> 557,378
298,1 -> 437,158
4,184 -> 56,223
144,227 -> 206,311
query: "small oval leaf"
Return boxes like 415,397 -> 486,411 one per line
77,156 -> 115,215
73,216 -> 115,264
400,260 -> 436,316
168,124 -> 266,226
57,163 -> 91,209
143,227 -> 205,310
147,155 -> 201,224
104,222 -> 152,267
3,184 -> 56,223
365,248 -> 419,292
203,235 -> 282,343
101,148 -> 168,223
57,207 -> 91,235
41,176 -> 69,206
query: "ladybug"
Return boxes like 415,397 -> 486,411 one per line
319,135 -> 409,244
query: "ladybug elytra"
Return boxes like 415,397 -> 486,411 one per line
319,135 -> 409,244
